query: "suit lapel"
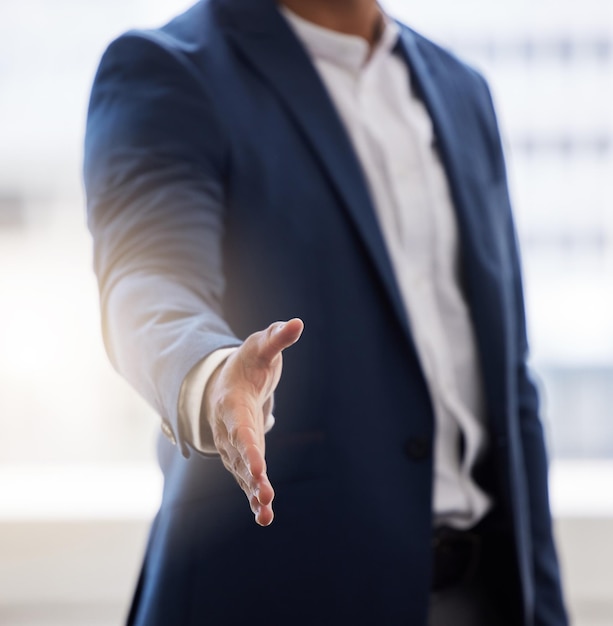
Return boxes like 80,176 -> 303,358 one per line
214,0 -> 412,341
395,29 -> 504,272
396,28 -> 510,421
215,1 -> 510,420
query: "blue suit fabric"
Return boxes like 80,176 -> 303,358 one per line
83,0 -> 568,624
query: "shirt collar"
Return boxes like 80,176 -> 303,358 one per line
279,5 -> 400,74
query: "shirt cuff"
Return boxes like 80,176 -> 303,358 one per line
178,347 -> 276,454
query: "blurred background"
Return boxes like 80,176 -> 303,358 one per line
0,0 -> 611,624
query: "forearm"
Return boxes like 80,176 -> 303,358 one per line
103,270 -> 241,456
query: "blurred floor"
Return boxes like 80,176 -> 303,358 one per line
0,605 -> 125,626
0,517 -> 612,626
0,465 -> 612,626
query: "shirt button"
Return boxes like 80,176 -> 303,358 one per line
161,421 -> 177,446
404,437 -> 431,461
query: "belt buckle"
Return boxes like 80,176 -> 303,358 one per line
431,527 -> 482,592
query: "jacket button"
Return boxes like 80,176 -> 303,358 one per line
161,421 -> 177,446
404,437 -> 430,461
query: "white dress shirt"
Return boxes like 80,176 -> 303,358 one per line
179,7 -> 492,529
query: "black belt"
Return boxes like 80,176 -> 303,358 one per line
431,526 -> 483,592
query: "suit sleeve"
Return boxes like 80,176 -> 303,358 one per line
475,76 -> 569,625
83,32 -> 241,458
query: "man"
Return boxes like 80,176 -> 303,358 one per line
84,0 -> 569,624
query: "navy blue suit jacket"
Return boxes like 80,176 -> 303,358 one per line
84,0 -> 568,624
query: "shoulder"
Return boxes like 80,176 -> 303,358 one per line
84,1 -> 230,193
395,21 -> 503,152
94,0 -> 225,89
393,21 -> 507,177
396,21 -> 494,109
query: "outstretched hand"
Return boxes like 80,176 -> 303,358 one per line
204,318 -> 304,526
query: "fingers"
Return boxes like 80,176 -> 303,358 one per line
214,403 -> 275,526
207,318 -> 304,526
229,421 -> 265,478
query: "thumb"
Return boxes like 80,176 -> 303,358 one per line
256,318 -> 304,364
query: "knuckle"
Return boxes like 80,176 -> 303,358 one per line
241,333 -> 256,352
223,391 -> 249,413
226,425 -> 239,448
228,423 -> 256,449
231,455 -> 243,475
235,475 -> 248,493
211,421 -> 229,451
242,332 -> 262,358
266,322 -> 280,340
219,452 -> 233,474
213,432 -> 227,454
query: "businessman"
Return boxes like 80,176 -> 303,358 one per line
84,0 -> 569,624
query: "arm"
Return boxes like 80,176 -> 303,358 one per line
506,215 -> 569,626
84,32 -> 240,457
477,76 -> 569,625
84,32 -> 302,525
